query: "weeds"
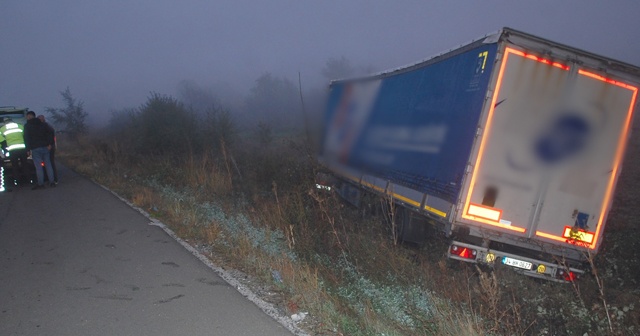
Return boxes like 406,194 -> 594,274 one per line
308,189 -> 348,257
585,251 -> 614,333
380,186 -> 399,246
58,115 -> 640,335
183,150 -> 232,196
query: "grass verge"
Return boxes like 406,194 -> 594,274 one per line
58,132 -> 640,335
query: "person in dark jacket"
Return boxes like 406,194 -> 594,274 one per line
24,111 -> 55,190
38,115 -> 58,184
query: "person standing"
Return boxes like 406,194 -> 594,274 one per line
24,111 -> 55,190
0,117 -> 28,188
38,115 -> 58,184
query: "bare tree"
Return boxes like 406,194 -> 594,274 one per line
321,56 -> 355,81
245,73 -> 300,131
45,87 -> 88,139
177,80 -> 220,114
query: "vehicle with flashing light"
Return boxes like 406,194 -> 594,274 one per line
317,28 -> 640,282
0,106 -> 36,189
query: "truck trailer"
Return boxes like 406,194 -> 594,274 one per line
318,28 -> 640,281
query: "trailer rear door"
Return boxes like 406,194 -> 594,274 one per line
459,46 -> 638,251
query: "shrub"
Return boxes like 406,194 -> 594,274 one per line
132,93 -> 198,155
45,87 -> 89,140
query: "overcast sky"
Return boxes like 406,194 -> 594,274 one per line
2,0 -> 639,125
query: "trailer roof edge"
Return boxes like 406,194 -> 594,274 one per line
329,27 -> 640,86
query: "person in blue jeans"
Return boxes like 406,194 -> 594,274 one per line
24,111 -> 55,190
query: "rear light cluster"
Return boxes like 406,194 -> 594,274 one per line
556,269 -> 577,282
450,245 -> 477,260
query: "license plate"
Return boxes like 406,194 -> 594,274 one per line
502,257 -> 532,270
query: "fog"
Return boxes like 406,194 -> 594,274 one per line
1,1 -> 639,127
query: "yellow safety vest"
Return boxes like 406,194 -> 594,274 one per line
0,122 -> 26,151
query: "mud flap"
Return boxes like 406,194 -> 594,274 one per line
395,207 -> 428,245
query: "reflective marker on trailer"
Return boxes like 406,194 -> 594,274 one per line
537,264 -> 546,274
521,53 -> 570,70
485,252 -> 496,263
467,203 -> 502,222
535,230 -> 566,243
562,226 -> 595,244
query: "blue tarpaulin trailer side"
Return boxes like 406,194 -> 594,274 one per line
322,39 -> 498,216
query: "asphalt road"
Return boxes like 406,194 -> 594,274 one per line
0,164 -> 293,336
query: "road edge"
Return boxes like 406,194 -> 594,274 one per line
96,183 -> 311,336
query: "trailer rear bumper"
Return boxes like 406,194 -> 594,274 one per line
448,240 -> 584,282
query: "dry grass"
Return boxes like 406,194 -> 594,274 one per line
184,150 -> 233,196
200,219 -> 223,245
57,131 -> 640,335
130,187 -> 156,208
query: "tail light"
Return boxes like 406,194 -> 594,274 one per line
450,245 -> 477,260
556,269 -> 577,282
